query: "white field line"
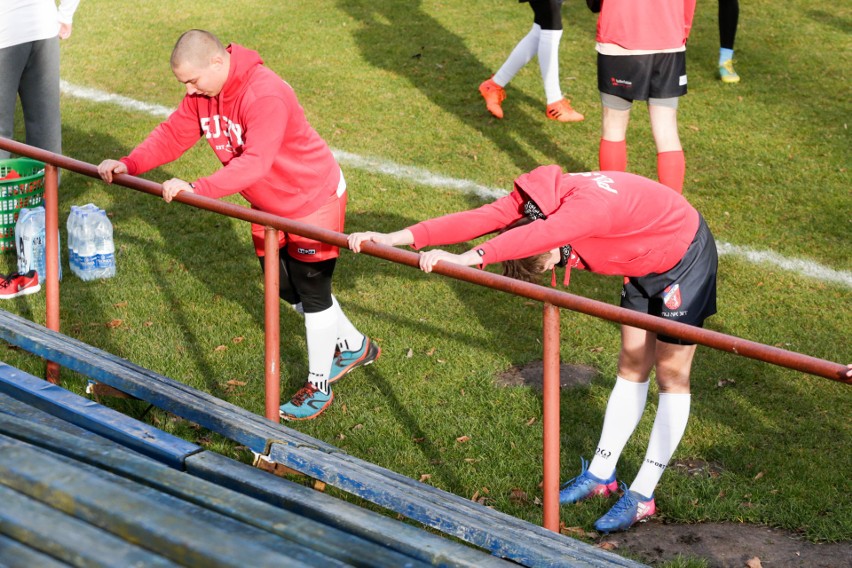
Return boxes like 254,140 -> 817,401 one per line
61,80 -> 852,289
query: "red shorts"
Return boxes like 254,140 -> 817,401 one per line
251,190 -> 347,262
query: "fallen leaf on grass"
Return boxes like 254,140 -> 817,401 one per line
754,471 -> 765,480
463,458 -> 479,463
143,321 -> 153,327
598,542 -> 618,551
406,348 -> 413,358
426,347 -> 436,356
231,336 -> 244,344
456,435 -> 471,443
413,437 -> 426,443
351,423 -> 364,430
336,433 -> 346,440
226,379 -> 247,387
419,474 -> 432,482
559,523 -> 596,539
313,480 -> 326,492
106,319 -> 123,328
716,378 -> 736,388
589,346 -> 604,353
214,345 -> 227,352
113,301 -> 128,308
509,488 -> 528,504
525,417 -> 537,426
746,557 -> 762,568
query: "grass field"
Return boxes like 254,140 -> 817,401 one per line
2,0 -> 850,561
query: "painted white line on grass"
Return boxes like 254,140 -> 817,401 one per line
61,80 -> 852,289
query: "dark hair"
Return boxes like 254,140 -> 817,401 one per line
498,216 -> 551,283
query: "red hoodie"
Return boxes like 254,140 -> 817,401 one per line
120,44 -> 340,219
407,165 -> 700,279
597,0 -> 696,51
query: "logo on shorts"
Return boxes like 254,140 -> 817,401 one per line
297,247 -> 317,255
611,77 -> 632,88
663,284 -> 682,310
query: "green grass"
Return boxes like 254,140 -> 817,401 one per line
2,0 -> 849,554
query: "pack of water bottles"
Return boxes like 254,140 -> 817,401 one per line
67,204 -> 116,280
15,205 -> 61,282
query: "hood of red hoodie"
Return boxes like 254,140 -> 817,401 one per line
512,165 -> 574,218
220,43 -> 264,106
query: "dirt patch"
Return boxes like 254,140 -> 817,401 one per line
600,521 -> 851,567
496,363 -> 851,567
495,361 -> 599,389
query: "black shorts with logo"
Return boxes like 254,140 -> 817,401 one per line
598,51 -> 687,101
620,215 -> 717,344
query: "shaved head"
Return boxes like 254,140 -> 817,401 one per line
171,29 -> 226,69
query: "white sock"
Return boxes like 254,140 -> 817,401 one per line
538,28 -> 563,104
493,24 -> 541,86
630,392 -> 691,498
331,295 -> 363,352
588,377 -> 650,480
304,305 -> 337,394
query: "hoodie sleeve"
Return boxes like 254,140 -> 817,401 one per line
192,95 -> 288,199
406,191 -> 524,250
120,96 -> 203,176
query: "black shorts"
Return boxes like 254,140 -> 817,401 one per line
620,215 -> 717,344
598,51 -> 687,101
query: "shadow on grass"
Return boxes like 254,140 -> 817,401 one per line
335,0 -> 588,174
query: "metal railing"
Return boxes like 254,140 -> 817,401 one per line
1,137 -> 848,532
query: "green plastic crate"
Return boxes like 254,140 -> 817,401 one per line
0,158 -> 45,252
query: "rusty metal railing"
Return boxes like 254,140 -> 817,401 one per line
1,137 -> 847,534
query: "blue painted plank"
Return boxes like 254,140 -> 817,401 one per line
0,533 -> 71,568
0,485 -> 177,567
0,414 -> 436,568
0,438 -> 353,568
186,451 -> 511,568
0,361 -> 200,469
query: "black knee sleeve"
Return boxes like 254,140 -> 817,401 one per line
529,0 -> 564,31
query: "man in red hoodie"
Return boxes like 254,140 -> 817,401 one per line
97,29 -> 379,421
349,165 -> 718,532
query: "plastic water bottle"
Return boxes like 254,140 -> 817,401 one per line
15,206 -> 61,282
67,205 -> 80,276
77,211 -> 96,281
93,209 -> 115,279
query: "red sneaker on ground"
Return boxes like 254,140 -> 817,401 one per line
0,270 -> 40,299
479,77 -> 506,119
545,98 -> 584,122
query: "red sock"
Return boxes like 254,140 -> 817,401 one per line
657,150 -> 685,194
599,139 -> 626,171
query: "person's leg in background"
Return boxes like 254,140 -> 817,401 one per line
0,42 -> 32,160
599,93 -> 631,171
718,0 -> 740,83
648,99 -> 684,193
18,37 -> 62,155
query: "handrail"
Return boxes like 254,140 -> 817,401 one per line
2,138 -> 846,383
1,137 -> 847,539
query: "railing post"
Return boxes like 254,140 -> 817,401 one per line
263,227 -> 281,422
44,164 -> 61,384
542,302 -> 560,532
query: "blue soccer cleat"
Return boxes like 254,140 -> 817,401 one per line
559,457 -> 618,504
594,484 -> 656,533
329,336 -> 380,384
279,382 -> 333,421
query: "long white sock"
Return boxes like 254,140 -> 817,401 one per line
331,295 -> 363,352
587,377 -> 650,480
304,305 -> 337,394
630,392 -> 691,498
493,24 -> 541,86
538,28 -> 564,104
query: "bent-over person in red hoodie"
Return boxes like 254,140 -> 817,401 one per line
349,165 -> 718,532
98,29 -> 379,421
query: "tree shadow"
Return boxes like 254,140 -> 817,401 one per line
336,0 -> 589,174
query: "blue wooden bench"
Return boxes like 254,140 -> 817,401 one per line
0,378 -> 507,567
0,309 -> 646,568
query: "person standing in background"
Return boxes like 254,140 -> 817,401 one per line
591,0 -> 695,194
0,0 -> 80,160
718,0 -> 740,83
478,0 -> 584,123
